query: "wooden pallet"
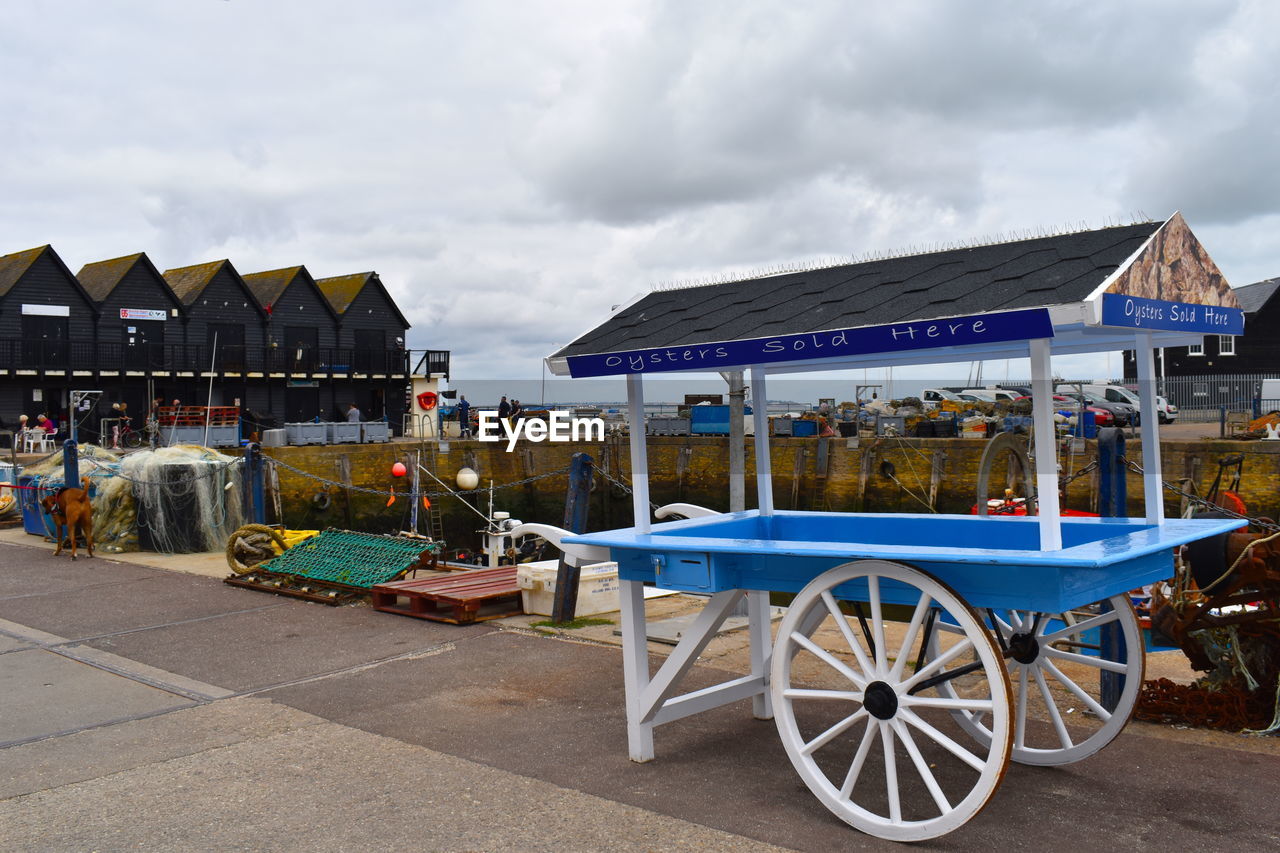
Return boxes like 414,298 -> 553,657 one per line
371,566 -> 522,624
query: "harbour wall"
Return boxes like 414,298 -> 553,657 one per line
248,435 -> 1280,552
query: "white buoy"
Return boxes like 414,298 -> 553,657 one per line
456,467 -> 479,490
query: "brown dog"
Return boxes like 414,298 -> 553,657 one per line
40,476 -> 95,561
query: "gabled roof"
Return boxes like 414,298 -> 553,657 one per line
555,222 -> 1162,360
0,244 -> 99,307
551,214 -> 1241,378
242,265 -> 339,320
77,253 -> 144,301
242,266 -> 304,309
1234,277 -> 1280,314
0,245 -> 46,299
313,272 -> 371,314
163,259 -> 267,318
315,271 -> 411,329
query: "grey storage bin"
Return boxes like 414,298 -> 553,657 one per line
261,429 -> 287,447
875,414 -> 907,436
326,422 -> 362,444
206,425 -> 241,448
165,425 -> 206,446
647,416 -> 690,435
361,421 -> 390,443
772,417 -> 794,436
286,422 -> 327,446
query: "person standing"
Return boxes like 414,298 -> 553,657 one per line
498,395 -> 511,421
346,402 -> 362,423
509,398 -> 522,422
457,395 -> 472,438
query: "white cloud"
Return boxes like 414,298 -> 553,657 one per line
0,0 -> 1276,382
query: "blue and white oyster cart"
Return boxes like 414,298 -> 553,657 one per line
519,217 -> 1247,841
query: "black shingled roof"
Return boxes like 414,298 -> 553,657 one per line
1234,277 -> 1279,314
554,222 -> 1160,358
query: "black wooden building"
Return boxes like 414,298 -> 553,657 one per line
1123,275 -> 1276,378
0,245 -> 99,431
0,243 -> 447,442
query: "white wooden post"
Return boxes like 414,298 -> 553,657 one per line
626,373 -> 650,533
1029,338 -> 1062,550
1135,332 -> 1165,524
750,366 -> 773,516
622,372 -> 653,760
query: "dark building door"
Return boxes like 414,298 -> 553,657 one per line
21,315 -> 69,368
125,319 -> 166,368
208,323 -> 245,372
353,329 -> 384,373
284,386 -> 320,422
285,325 -> 319,372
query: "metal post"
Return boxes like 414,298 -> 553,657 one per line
1099,599 -> 1127,712
552,452 -> 594,623
726,371 -> 746,513
1135,332 -> 1165,524
62,439 -> 79,489
1029,338 -> 1061,550
625,373 -> 650,532
246,442 -> 266,524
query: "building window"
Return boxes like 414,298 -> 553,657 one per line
1219,335 -> 1236,355
1187,342 -> 1204,356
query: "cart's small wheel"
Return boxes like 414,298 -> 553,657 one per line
771,559 -> 1012,842
931,595 -> 1143,766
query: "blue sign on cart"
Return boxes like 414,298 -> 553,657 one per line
566,307 -> 1054,378
1100,293 -> 1243,335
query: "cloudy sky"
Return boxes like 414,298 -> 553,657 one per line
3,1 -> 1278,381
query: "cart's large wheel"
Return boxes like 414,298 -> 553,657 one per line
931,595 -> 1143,766
771,560 -> 1012,842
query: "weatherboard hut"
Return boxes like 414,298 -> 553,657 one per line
521,213 -> 1247,841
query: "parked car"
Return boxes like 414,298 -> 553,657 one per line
958,390 -> 998,403
1057,391 -> 1135,426
1155,395 -> 1179,424
1015,395 -> 1115,426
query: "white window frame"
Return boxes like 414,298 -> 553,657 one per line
1187,341 -> 1204,357
1219,335 -> 1236,356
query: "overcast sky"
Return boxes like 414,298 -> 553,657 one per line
3,1 -> 1277,382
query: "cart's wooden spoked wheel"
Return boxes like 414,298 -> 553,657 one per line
771,560 -> 1013,842
930,595 -> 1143,766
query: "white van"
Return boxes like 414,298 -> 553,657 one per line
961,388 -> 1020,403
920,388 -> 964,410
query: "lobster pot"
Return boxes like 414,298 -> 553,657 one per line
132,457 -> 244,554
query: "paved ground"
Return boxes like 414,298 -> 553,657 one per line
2,532 -> 1280,851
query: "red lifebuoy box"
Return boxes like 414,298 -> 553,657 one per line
417,391 -> 438,411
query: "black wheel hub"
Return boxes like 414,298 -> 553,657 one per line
1007,631 -> 1040,664
864,680 -> 899,720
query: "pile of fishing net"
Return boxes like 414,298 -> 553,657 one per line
28,444 -> 244,554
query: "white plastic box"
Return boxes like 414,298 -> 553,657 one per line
516,559 -> 620,617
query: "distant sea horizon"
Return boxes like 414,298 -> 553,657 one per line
442,376 -> 1047,408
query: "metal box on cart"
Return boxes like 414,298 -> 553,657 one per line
690,405 -> 751,435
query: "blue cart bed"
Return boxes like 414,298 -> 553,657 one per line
568,510 -> 1245,613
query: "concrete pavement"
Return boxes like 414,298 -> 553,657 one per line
2,534 -> 1279,851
